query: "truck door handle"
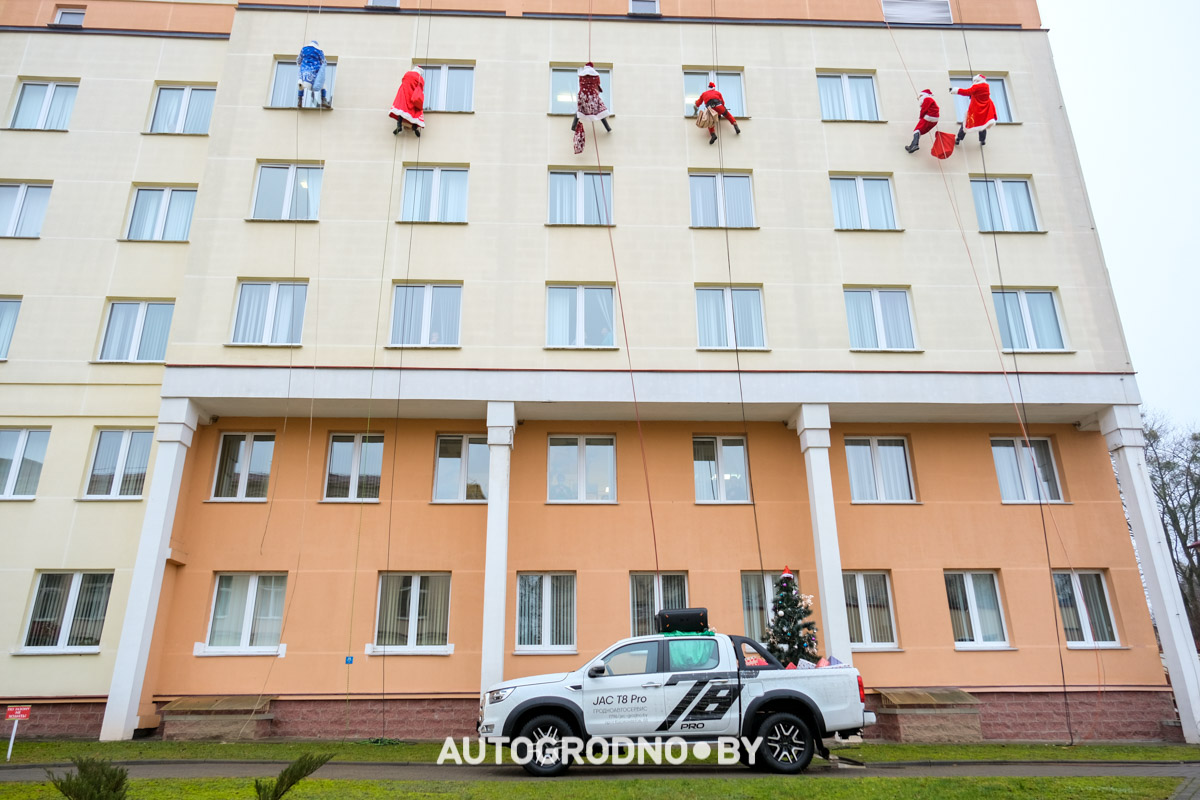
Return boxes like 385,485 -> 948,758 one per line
641,682 -> 662,689
710,679 -> 732,685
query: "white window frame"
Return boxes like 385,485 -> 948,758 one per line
972,178 -> 1039,232
546,170 -> 613,226
630,572 -> 688,637
515,572 -> 577,654
945,570 -> 1009,649
53,8 -> 85,25
9,80 -> 78,130
399,166 -> 468,223
684,70 -> 746,117
210,432 -> 276,502
148,86 -> 214,134
98,300 -> 173,362
629,0 -> 659,13
991,436 -> 1064,503
432,433 -> 488,503
844,288 -> 918,350
741,570 -> 784,641
844,436 -> 917,504
251,163 -> 321,221
843,571 -> 899,650
693,435 -> 751,504
390,283 -> 461,347
268,58 -> 338,108
230,281 -> 307,345
368,572 -> 455,655
951,75 -> 1013,123
992,289 -> 1067,352
0,428 -> 50,499
0,298 -> 20,359
415,64 -> 474,112
84,429 -> 152,499
125,186 -> 196,241
323,432 -> 383,502
19,571 -> 112,654
544,285 -> 615,348
817,73 -> 880,121
695,285 -> 766,350
549,66 -> 612,115
198,573 -> 287,656
831,175 -> 899,230
546,434 -> 616,503
1054,570 -> 1120,648
689,172 -> 755,228
0,183 -> 51,237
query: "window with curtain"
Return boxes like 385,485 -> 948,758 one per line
324,432 -> 383,500
1054,570 -> 1118,646
683,70 -> 745,117
85,429 -> 152,498
844,289 -> 915,349
816,74 -> 879,121
0,183 -> 52,237
689,173 -> 754,228
516,573 -> 576,651
693,436 -> 749,503
630,0 -> 659,12
991,437 -> 1062,502
9,81 -> 78,130
695,286 -> 765,348
843,572 -> 897,647
971,178 -> 1037,232
844,436 -> 915,502
0,299 -> 20,359
545,285 -> 613,347
547,171 -> 613,225
741,572 -> 785,641
944,571 -> 1008,647
231,282 -> 307,345
149,86 -> 215,134
374,573 -> 452,650
831,176 -> 897,230
252,164 -> 322,220
212,433 -> 276,500
54,9 -> 86,25
992,289 -> 1064,350
400,167 -> 468,223
0,428 -> 50,498
98,301 -> 174,361
269,59 -> 338,108
951,76 -> 1012,123
433,434 -> 489,501
550,67 -> 611,114
630,573 -> 688,636
547,435 -> 615,502
205,573 -> 287,651
416,64 -> 474,112
126,187 -> 196,241
881,0 -> 952,23
391,283 -> 461,346
23,572 -> 113,651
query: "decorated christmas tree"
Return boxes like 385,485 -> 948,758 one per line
765,566 -> 819,665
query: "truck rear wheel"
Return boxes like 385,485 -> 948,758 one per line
756,712 -> 815,774
515,714 -> 573,777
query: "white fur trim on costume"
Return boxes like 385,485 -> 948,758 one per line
923,114 -> 939,122
309,40 -> 319,47
918,90 -> 933,98
411,65 -> 424,76
578,65 -> 600,77
391,108 -> 426,127
963,118 -> 996,132
578,110 -> 611,121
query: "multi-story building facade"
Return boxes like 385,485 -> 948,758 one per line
3,0 -> 1197,743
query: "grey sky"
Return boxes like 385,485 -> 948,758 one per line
1038,0 -> 1199,428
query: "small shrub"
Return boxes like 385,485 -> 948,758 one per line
254,752 -> 334,800
45,757 -> 128,800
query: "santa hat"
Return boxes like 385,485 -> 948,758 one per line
585,61 -> 594,67
708,82 -> 716,88
918,88 -> 933,97
972,73 -> 987,84
309,40 -> 319,47
411,65 -> 424,75
780,566 -> 794,581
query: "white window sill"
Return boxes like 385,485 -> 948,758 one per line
695,500 -> 753,505
117,238 -> 189,244
12,646 -> 100,655
425,109 -> 475,114
1000,499 -> 1069,505
683,114 -> 750,120
396,220 -> 469,226
206,497 -> 269,503
851,646 -> 903,652
141,131 -> 209,136
544,346 -> 618,351
262,105 -> 336,112
1000,349 -> 1076,355
89,359 -> 166,364
979,229 -> 1047,234
194,642 -> 287,657
849,500 -> 920,505
77,496 -> 143,502
384,344 -> 461,350
365,643 -> 454,656
953,645 -> 1016,651
834,228 -> 905,233
224,342 -> 303,348
1066,643 -> 1126,650
957,121 -> 1022,126
850,348 -> 924,354
697,347 -> 771,352
0,236 -> 40,240
545,223 -> 615,228
320,499 -> 381,504
245,218 -> 319,223
0,496 -> 36,501
514,648 -> 578,655
546,500 -> 618,505
549,112 -> 617,118
431,499 -> 487,505
689,226 -> 760,231
821,118 -> 888,124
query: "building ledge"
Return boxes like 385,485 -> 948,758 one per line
117,238 -> 189,243
193,642 -> 287,657
141,131 -> 209,137
365,643 -> 455,656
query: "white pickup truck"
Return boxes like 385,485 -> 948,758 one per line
478,630 -> 876,776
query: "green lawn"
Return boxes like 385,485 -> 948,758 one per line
7,739 -> 1200,766
0,778 -> 1184,800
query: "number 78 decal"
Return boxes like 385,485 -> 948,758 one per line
656,673 -> 743,731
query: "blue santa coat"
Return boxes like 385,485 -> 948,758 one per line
298,45 -> 326,90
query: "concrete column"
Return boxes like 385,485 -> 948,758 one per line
792,404 -> 853,665
101,398 -> 201,740
1101,404 -> 1200,743
480,401 -> 515,692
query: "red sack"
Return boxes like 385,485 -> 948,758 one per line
930,131 -> 956,159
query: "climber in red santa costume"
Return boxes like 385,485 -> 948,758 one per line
952,74 -> 997,146
905,89 -> 940,153
390,66 -> 426,137
694,81 -> 740,145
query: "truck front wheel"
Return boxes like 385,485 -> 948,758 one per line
756,712 -> 815,774
515,714 -> 573,777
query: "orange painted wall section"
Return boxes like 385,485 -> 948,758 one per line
0,0 -> 234,33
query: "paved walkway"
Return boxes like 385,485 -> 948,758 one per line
4,759 -> 1200,784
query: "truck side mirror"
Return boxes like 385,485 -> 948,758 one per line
587,664 -> 606,678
